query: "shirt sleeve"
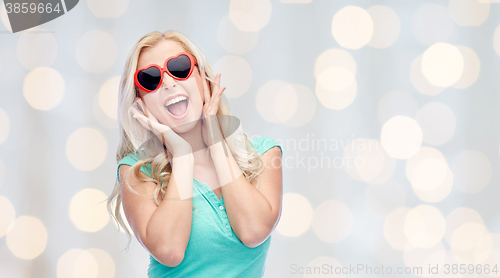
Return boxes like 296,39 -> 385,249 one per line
250,136 -> 283,156
116,153 -> 153,183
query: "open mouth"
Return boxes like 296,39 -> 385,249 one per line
165,96 -> 189,118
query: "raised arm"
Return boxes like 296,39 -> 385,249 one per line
211,141 -> 283,248
119,153 -> 194,266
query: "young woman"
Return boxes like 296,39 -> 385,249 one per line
106,30 -> 283,277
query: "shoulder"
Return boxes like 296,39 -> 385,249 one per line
118,152 -> 141,167
249,136 -> 283,156
116,152 -> 152,183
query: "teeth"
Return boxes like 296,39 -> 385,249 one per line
165,96 -> 188,107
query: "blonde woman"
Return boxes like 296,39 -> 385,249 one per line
107,30 -> 283,277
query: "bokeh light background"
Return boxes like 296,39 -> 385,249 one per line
0,0 -> 500,277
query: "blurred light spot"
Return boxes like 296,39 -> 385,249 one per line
88,248 -> 116,278
275,193 -> 313,237
381,116 -> 423,159
0,158 -> 4,187
218,15 -> 259,54
404,205 -> 445,248
315,75 -> 357,110
314,49 -> 357,110
0,195 -> 15,237
0,3 -> 12,32
16,28 -> 57,70
229,0 -> 272,32
93,94 -> 118,129
412,4 -> 453,45
87,0 -> 128,18
23,67 -> 65,111
305,257 -> 344,278
413,169 -> 453,203
213,55 -> 252,99
384,207 -> 411,250
282,84 -> 316,127
69,188 -> 110,232
405,146 -> 446,180
313,200 -> 353,243
403,242 -> 445,270
416,102 -> 456,145
450,223 -> 492,264
445,208 -> 484,244
0,108 -> 9,144
57,249 -> 98,278
411,159 -> 449,191
452,150 -> 492,194
451,222 -> 487,251
377,90 -> 419,125
365,179 -> 406,219
449,0 -> 489,26
98,76 -> 120,119
422,42 -> 464,87
452,45 -> 480,89
331,6 -> 373,49
367,5 -> 400,48
76,30 -> 116,73
410,54 -> 445,96
256,80 -> 298,123
343,138 -> 385,182
6,216 -> 47,259
314,48 -> 357,79
317,66 -> 354,92
274,84 -> 298,122
494,25 -> 500,59
406,146 -> 453,202
66,128 -> 107,171
480,233 -> 500,267
422,250 -> 460,274
368,227 -> 403,264
280,0 -> 312,3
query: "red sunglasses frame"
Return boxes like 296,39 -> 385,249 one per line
134,51 -> 199,93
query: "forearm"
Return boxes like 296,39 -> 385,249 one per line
209,140 -> 275,246
146,154 -> 194,256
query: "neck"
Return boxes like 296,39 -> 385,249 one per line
177,119 -> 212,166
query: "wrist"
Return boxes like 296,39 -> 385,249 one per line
172,150 -> 194,159
208,140 -> 228,156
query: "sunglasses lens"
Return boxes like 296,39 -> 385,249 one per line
137,66 -> 161,91
167,54 -> 192,79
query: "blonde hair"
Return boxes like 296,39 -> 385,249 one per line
106,30 -> 265,252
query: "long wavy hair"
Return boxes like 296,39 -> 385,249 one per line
106,30 -> 265,252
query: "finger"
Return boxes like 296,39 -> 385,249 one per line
132,113 -> 153,131
129,106 -> 144,118
212,87 -> 226,112
208,74 -> 222,111
136,98 -> 152,118
208,85 -> 224,115
213,73 -> 220,95
201,67 -> 211,105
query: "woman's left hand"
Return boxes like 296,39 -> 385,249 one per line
200,67 -> 226,148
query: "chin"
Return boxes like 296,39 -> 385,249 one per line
170,119 -> 198,134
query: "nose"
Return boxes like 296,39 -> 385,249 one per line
160,71 -> 177,90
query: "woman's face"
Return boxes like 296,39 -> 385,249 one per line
136,40 -> 205,134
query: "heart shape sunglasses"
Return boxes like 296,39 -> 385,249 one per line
134,51 -> 198,93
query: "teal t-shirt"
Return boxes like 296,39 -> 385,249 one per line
117,136 -> 283,278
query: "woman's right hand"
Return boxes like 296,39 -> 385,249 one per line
129,97 -> 193,159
